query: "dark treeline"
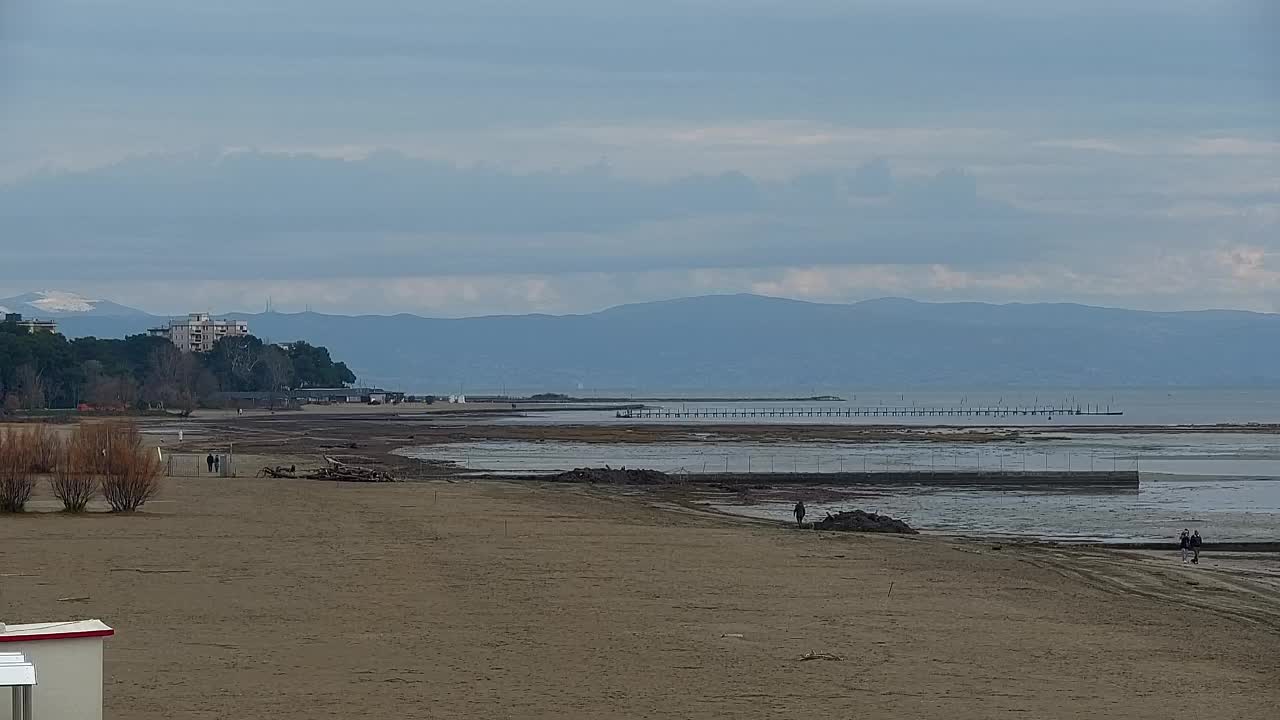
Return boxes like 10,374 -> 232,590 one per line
0,321 -> 355,414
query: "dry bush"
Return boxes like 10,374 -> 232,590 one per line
27,424 -> 62,474
97,422 -> 161,512
0,428 -> 37,513
52,425 -> 102,513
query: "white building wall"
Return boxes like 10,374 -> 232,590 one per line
158,315 -> 250,352
0,636 -> 105,720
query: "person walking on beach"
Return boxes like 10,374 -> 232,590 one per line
1179,529 -> 1191,563
794,500 -> 806,528
206,453 -> 215,474
1191,530 -> 1203,564
213,455 -> 221,475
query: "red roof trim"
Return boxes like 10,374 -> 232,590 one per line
0,629 -> 114,643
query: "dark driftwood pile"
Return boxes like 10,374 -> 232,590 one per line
543,467 -> 672,485
812,510 -> 917,534
257,456 -> 396,483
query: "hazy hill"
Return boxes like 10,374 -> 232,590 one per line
0,291 -> 150,318
35,294 -> 1280,391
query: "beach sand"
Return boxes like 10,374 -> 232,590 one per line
2,472 -> 1278,719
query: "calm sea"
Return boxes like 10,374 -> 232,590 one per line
401,388 -> 1280,542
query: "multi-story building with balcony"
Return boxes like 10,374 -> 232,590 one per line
148,313 -> 249,353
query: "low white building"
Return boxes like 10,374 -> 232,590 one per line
0,619 -> 113,720
2,313 -> 57,334
149,313 -> 249,353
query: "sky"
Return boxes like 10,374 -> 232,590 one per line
0,0 -> 1277,316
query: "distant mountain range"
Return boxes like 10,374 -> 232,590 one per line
13,292 -> 1280,390
0,291 -> 150,318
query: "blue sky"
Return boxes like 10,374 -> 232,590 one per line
1,0 -> 1277,315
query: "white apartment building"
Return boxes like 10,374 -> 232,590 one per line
2,313 -> 58,334
148,313 -> 250,353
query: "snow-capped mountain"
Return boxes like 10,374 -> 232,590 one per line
0,291 -> 150,317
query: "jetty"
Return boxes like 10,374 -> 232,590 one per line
695,469 -> 1139,489
534,467 -> 1140,490
617,405 -> 1122,419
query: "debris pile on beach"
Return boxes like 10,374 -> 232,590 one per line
258,456 -> 397,482
812,510 -> 917,534
544,467 -> 672,485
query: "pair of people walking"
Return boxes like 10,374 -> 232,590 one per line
1179,528 -> 1202,564
206,453 -> 221,475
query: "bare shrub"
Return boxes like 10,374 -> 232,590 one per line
97,422 -> 161,512
0,428 -> 37,513
53,425 -> 100,513
27,424 -> 61,473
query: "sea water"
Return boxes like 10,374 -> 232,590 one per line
399,388 -> 1280,541
400,428 -> 1280,542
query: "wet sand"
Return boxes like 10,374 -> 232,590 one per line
2,469 -> 1279,718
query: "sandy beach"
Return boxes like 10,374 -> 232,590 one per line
2,444 -> 1278,718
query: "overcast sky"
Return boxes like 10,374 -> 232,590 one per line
1,0 -> 1277,316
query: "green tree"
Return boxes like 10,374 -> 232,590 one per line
286,341 -> 357,387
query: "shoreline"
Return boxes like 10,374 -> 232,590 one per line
5,412 -> 1276,717
152,412 -> 1277,539
145,410 -> 1279,572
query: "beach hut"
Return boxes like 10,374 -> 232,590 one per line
0,620 -> 113,720
0,652 -> 35,720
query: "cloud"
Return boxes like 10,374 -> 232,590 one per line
2,142 -> 1277,314
1217,246 -> 1280,288
21,248 -> 1280,318
0,149 -> 1052,279
1,1 -> 1276,315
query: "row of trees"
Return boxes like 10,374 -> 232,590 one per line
0,322 -> 356,414
0,423 -> 160,513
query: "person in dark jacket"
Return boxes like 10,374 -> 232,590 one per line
794,500 -> 806,528
1179,529 -> 1191,563
1190,530 -> 1203,564
206,453 -> 215,474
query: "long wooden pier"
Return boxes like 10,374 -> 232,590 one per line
617,405 -> 1122,419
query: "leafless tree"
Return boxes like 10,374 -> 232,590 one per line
27,424 -> 60,473
221,336 -> 262,387
0,428 -> 37,512
98,422 -> 161,512
144,345 -> 210,415
260,347 -> 294,408
53,425 -> 99,512
88,374 -> 140,409
14,363 -> 46,410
